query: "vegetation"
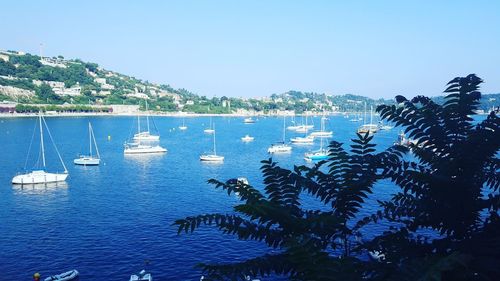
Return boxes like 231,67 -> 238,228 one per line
14,104 -> 111,113
174,74 -> 500,280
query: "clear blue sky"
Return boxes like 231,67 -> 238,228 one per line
1,0 -> 499,98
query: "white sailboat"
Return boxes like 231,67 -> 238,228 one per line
305,130 -> 328,161
179,117 -> 188,130
357,103 -> 379,134
200,123 -> 224,161
12,114 -> 68,185
204,117 -> 215,134
124,142 -> 167,154
308,115 -> 333,137
291,114 -> 314,144
133,100 -> 160,141
74,122 -> 100,166
268,115 -> 292,153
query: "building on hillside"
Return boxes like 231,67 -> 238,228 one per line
95,78 -> 107,85
222,99 -> 231,108
186,100 -> 194,105
126,92 -> 149,99
101,84 -> 115,90
0,53 -> 9,62
40,57 -> 67,68
52,83 -> 81,96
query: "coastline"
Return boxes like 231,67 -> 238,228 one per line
0,111 -> 345,118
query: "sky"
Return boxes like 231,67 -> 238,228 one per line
1,0 -> 499,99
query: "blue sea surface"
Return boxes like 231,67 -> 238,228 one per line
0,115 -> 400,280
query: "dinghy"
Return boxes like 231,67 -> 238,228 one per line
129,269 -> 152,281
43,269 -> 79,281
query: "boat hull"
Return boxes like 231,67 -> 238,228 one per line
268,144 -> 292,153
44,269 -> 79,281
200,154 -> 224,161
290,137 -> 314,144
74,157 -> 100,166
124,145 -> 167,154
12,170 -> 68,185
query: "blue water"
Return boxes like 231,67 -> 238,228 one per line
0,115 -> 400,280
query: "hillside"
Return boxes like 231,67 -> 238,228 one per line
0,50 -> 498,114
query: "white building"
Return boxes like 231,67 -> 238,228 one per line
186,100 -> 194,105
126,92 -> 149,99
40,57 -> 67,68
0,53 -> 9,62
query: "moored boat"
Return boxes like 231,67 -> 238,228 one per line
129,269 -> 152,281
43,269 -> 79,281
12,113 -> 68,185
241,135 -> 254,142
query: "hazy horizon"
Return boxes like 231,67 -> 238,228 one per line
1,0 -> 499,99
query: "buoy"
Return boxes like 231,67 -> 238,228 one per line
108,135 -> 111,141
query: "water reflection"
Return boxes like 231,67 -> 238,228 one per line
12,181 -> 69,195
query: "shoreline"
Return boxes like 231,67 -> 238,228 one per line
0,111 -> 347,118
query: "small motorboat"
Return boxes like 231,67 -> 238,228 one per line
243,117 -> 256,123
44,269 -> 79,281
130,269 -> 152,281
241,135 -> 254,142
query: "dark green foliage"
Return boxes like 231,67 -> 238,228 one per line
35,84 -> 61,103
174,75 -> 500,281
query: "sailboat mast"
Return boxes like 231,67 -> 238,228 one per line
146,100 -> 150,133
364,102 -> 367,125
370,105 -> 373,125
90,123 -> 100,158
39,114 -> 46,168
213,123 -> 217,155
89,122 -> 92,157
137,115 -> 141,134
282,115 -> 286,142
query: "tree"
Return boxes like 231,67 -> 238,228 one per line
36,84 -> 61,103
174,75 -> 500,281
373,74 -> 500,280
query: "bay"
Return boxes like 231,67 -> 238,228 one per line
0,115 -> 399,280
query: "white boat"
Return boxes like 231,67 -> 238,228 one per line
291,114 -> 314,144
44,269 -> 79,281
243,117 -> 256,123
204,117 -> 215,134
124,143 -> 167,154
130,269 -> 152,281
74,122 -> 100,166
179,118 -> 188,130
200,123 -> 224,161
308,115 -> 333,137
378,121 -> 393,130
305,129 -> 328,161
12,114 -> 68,185
290,136 -> 314,144
241,135 -> 254,142
268,115 -> 292,153
394,131 -> 418,147
357,104 -> 379,134
133,100 -> 160,141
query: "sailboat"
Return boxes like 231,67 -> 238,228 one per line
74,122 -> 100,166
179,117 -> 188,130
268,115 -> 292,153
305,131 -> 329,161
357,104 -> 379,134
12,114 -> 68,185
287,115 -> 300,130
309,115 -> 333,137
204,117 -> 215,134
200,123 -> 224,161
133,100 -> 160,141
291,114 -> 314,144
124,142 -> 167,154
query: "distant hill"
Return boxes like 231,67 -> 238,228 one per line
0,50 -> 498,114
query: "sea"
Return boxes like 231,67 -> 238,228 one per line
0,115 -> 401,280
